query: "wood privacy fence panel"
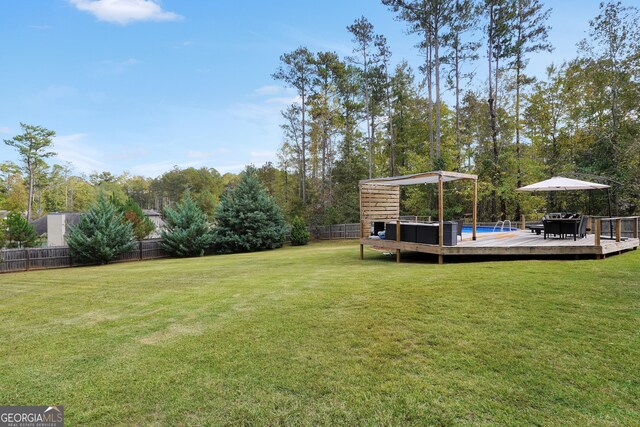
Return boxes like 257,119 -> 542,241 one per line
359,184 -> 400,238
0,239 -> 169,274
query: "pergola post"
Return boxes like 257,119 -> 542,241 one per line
396,219 -> 401,263
359,185 -> 363,260
472,178 -> 477,241
438,175 -> 444,264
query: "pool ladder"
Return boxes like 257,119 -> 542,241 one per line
492,220 -> 511,232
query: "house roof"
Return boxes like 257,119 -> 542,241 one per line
30,213 -> 82,236
360,171 -> 477,186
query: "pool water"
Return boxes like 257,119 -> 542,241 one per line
461,226 -> 518,233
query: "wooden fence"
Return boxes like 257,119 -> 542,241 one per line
0,225 -> 362,274
0,239 -> 169,274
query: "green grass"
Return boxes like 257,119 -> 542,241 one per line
1,241 -> 639,426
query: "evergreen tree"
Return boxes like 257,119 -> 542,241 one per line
290,216 -> 310,246
509,0 -> 552,219
213,166 -> 287,254
67,196 -> 135,264
273,47 -> 314,203
160,193 -> 214,257
5,212 -> 39,248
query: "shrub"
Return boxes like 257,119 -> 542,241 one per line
160,193 -> 214,257
290,216 -> 310,246
5,212 -> 39,248
0,222 -> 6,249
213,166 -> 287,254
67,196 -> 136,264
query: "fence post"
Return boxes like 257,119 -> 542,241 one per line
343,223 -> 346,240
616,219 -> 621,242
139,240 -> 143,260
25,249 -> 30,271
634,218 -> 638,239
595,219 -> 601,247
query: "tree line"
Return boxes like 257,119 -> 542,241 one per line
2,1 -> 638,228
270,0 -> 639,223
1,124 -> 240,220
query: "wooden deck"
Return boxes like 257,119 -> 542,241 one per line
361,230 -> 639,261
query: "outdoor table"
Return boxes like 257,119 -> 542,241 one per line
526,224 -> 544,235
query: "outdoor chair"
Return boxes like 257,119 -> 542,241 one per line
456,219 -> 464,240
578,216 -> 588,238
543,219 -> 562,239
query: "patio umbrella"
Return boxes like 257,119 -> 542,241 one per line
517,176 -> 611,216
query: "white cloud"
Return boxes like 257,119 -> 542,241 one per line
69,0 -> 182,25
265,96 -> 300,105
250,150 -> 276,160
24,85 -> 79,107
186,148 -> 231,159
53,133 -> 109,174
186,150 -> 214,159
120,58 -> 141,66
97,58 -> 142,74
253,86 -> 299,106
0,126 -> 11,134
171,40 -> 192,48
254,85 -> 287,96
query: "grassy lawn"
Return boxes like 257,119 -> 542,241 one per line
0,241 -> 639,426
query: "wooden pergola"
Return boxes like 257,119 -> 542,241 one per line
359,170 -> 478,264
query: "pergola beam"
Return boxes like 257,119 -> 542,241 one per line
360,170 -> 477,186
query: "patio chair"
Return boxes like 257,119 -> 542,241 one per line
578,216 -> 588,238
456,219 -> 464,240
543,219 -> 562,239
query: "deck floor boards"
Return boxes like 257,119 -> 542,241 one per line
361,230 -> 639,259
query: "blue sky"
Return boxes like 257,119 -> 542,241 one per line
0,0 -> 603,178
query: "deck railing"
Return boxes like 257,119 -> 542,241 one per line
593,217 -> 639,246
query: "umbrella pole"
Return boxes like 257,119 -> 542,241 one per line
607,188 -> 612,218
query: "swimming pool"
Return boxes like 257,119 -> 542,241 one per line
461,225 -> 518,233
